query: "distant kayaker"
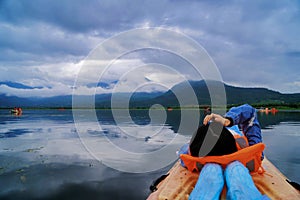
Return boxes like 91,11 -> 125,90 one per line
11,107 -> 22,115
203,106 -> 211,116
180,104 -> 270,200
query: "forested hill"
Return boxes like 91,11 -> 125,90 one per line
131,80 -> 300,108
1,80 -> 299,108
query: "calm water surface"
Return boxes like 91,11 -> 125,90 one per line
0,109 -> 299,200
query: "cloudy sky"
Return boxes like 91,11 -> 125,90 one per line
0,0 -> 300,97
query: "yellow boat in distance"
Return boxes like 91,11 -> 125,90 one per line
147,158 -> 300,200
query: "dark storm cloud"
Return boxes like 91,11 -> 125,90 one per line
0,0 -> 169,32
0,0 -> 299,95
0,0 -> 170,63
286,51 -> 300,58
0,23 -> 90,63
1,0 -> 299,59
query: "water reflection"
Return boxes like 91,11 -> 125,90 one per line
262,121 -> 300,185
0,109 -> 299,200
258,111 -> 300,129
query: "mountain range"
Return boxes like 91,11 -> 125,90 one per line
1,80 -> 299,108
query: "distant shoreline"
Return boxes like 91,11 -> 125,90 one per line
1,105 -> 300,111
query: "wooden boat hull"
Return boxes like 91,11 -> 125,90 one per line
147,158 -> 300,200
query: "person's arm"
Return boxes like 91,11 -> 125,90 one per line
203,104 -> 264,159
203,113 -> 231,126
224,104 -> 262,146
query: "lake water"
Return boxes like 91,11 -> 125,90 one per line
0,109 -> 299,200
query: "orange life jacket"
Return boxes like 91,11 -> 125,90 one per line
180,134 -> 265,173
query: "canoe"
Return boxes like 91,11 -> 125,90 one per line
147,158 -> 300,200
